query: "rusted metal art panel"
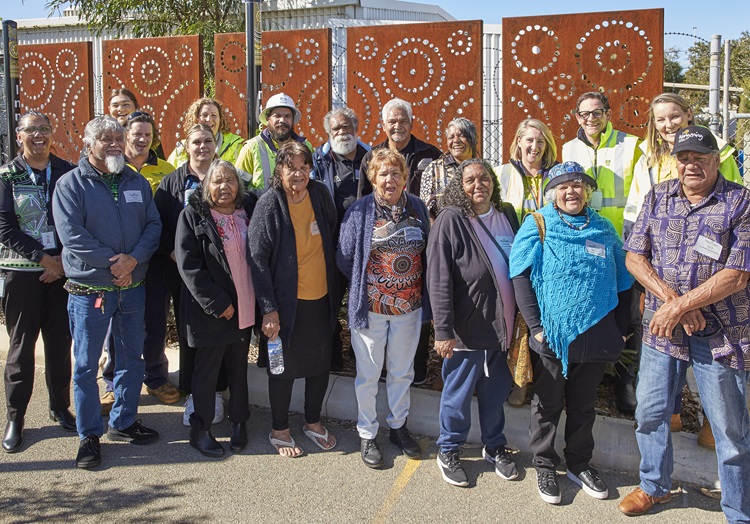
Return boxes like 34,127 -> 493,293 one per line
18,42 -> 95,164
346,21 -> 483,152
261,29 -> 332,147
102,35 -> 203,156
215,32 -> 248,138
502,9 -> 664,157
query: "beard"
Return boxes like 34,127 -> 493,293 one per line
105,154 -> 126,174
270,125 -> 292,143
331,133 -> 357,156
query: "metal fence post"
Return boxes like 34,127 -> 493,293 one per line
2,20 -> 19,160
708,34 -> 721,135
723,39 -> 731,141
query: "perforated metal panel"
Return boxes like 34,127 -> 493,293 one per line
18,42 -> 94,163
215,32 -> 248,138
502,9 -> 663,152
346,21 -> 483,152
261,28 -> 332,147
102,35 -> 203,157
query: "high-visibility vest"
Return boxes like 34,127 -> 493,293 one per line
498,160 -> 550,223
235,135 -> 313,190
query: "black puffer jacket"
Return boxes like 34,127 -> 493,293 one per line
175,191 -> 257,348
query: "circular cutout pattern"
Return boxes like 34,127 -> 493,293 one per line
354,35 -> 379,61
55,49 -> 78,79
220,40 -> 246,74
510,25 -> 561,75
446,29 -> 473,56
382,38 -> 446,102
295,38 -> 321,66
130,46 -> 172,98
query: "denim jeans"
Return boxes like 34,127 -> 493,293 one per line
350,308 -> 421,439
636,339 -> 750,523
68,285 -> 146,438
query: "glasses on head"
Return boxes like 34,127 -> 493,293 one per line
127,111 -> 155,123
19,125 -> 53,135
576,109 -> 606,120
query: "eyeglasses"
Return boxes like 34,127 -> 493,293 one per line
576,109 -> 606,120
19,125 -> 53,135
127,111 -> 155,123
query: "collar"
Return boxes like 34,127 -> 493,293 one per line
667,172 -> 727,203
576,121 -> 614,149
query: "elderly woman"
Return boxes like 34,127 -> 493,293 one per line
175,160 -> 257,457
509,161 -> 633,504
248,141 -> 338,457
426,159 -> 520,486
419,117 -> 479,218
155,124 -> 226,424
337,149 -> 430,469
168,98 -> 245,167
0,112 -> 76,453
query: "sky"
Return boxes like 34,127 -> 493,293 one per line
1,0 -> 748,56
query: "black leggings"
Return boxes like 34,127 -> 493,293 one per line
268,372 -> 329,431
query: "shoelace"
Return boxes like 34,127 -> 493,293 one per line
539,471 -> 556,487
443,451 -> 463,469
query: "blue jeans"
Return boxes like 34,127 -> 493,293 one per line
68,286 -> 146,438
636,339 -> 750,523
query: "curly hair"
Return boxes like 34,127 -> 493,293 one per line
182,98 -> 230,136
271,141 -> 313,190
438,158 -> 502,217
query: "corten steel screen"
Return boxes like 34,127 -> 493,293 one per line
501,9 -> 664,159
260,28 -> 332,147
215,33 -> 249,139
346,21 -> 483,152
102,35 -> 203,157
18,42 -> 95,164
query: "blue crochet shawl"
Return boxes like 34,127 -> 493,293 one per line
509,204 -> 634,376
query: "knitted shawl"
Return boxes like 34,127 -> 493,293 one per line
508,204 -> 633,375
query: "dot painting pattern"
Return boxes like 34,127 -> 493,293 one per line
347,21 -> 483,150
103,35 -> 203,156
214,33 -> 249,137
500,9 -> 663,159
18,42 -> 95,164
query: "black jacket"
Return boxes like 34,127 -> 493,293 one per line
175,191 -> 258,348
426,203 -> 520,351
247,180 -> 338,346
154,164 -> 196,258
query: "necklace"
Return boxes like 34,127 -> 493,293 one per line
556,206 -> 591,230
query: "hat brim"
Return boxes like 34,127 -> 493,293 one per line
259,105 -> 302,126
544,172 -> 598,192
671,143 -> 717,155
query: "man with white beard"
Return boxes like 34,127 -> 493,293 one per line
312,108 -> 370,370
53,116 -> 162,469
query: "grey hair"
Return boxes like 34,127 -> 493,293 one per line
16,111 -> 51,133
446,117 -> 479,158
543,178 -> 595,205
323,107 -> 359,135
202,159 -> 246,209
382,98 -> 412,122
83,116 -> 125,155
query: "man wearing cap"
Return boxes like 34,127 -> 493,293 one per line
312,107 -> 370,370
235,93 -> 313,190
620,126 -> 750,521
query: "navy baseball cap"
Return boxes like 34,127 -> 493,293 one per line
672,125 -> 719,155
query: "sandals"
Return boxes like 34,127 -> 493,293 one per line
303,425 -> 337,451
268,433 -> 303,458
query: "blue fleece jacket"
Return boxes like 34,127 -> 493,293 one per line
52,156 -> 161,287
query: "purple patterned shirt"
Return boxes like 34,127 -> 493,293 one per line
623,175 -> 750,370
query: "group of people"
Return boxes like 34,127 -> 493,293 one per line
1,86 -> 749,523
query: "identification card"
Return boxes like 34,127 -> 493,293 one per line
585,239 -> 606,258
123,190 -> 143,203
495,235 -> 513,254
0,274 -> 5,298
310,221 -> 320,235
589,190 -> 603,210
694,235 -> 722,261
41,231 -> 56,250
403,226 -> 423,243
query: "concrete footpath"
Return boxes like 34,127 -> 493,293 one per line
0,330 -> 729,523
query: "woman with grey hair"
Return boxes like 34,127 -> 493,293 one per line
426,158 -> 520,486
175,160 -> 257,458
420,117 -> 479,218
508,161 -> 633,504
248,141 -> 338,457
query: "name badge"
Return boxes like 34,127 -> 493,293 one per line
123,190 -> 143,203
310,221 -> 320,235
403,226 -> 423,243
495,235 -> 513,253
694,235 -> 722,261
589,190 -> 603,210
41,231 -> 57,250
585,239 -> 606,258
0,274 -> 5,298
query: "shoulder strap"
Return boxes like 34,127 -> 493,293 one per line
475,214 -> 510,267
531,212 -> 545,244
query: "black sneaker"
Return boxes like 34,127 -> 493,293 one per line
76,435 -> 101,469
436,450 -> 469,487
536,469 -> 561,504
412,366 -> 428,386
567,468 -> 608,499
483,446 -> 518,480
107,419 -> 159,445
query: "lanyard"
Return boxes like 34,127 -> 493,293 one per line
25,161 -> 51,208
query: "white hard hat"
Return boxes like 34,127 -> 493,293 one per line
260,92 -> 302,126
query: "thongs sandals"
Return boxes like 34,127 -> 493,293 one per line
303,425 -> 337,451
268,433 -> 303,458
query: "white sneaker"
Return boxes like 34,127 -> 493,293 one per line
182,394 -> 194,427
212,392 -> 225,424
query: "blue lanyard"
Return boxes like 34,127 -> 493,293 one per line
25,161 -> 51,208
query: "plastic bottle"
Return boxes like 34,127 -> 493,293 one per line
267,337 -> 284,375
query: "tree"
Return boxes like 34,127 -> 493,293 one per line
663,46 -> 685,90
44,0 -> 246,93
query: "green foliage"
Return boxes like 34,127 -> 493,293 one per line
663,47 -> 685,90
45,0 -> 246,91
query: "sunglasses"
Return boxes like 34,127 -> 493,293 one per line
127,111 -> 155,123
19,125 -> 53,135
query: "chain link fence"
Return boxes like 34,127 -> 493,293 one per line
730,116 -> 750,185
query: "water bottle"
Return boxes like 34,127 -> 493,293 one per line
267,337 -> 284,375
